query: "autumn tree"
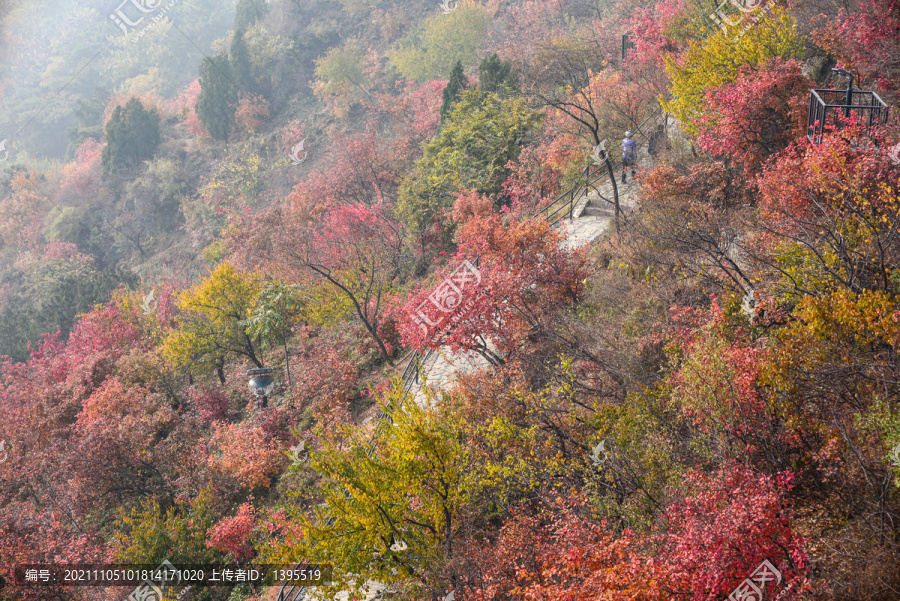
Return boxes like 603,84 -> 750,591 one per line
398,211 -> 587,365
283,124 -> 407,210
163,261 -> 263,383
659,463 -> 808,600
663,7 -> 803,135
629,162 -> 754,294
234,93 -> 270,134
262,386 -> 474,599
397,91 -> 541,243
522,26 -> 613,146
460,495 -> 669,600
248,200 -> 412,364
695,57 -> 810,176
68,378 -> 177,510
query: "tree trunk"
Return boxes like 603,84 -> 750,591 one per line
604,155 -> 621,234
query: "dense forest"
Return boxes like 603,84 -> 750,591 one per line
1,0 -> 900,598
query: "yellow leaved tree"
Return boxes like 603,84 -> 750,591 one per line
163,262 -> 263,383
663,7 -> 803,134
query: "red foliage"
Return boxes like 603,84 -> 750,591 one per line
168,79 -> 208,138
234,94 -> 271,134
207,503 -> 257,560
186,383 -> 230,423
697,58 -> 810,176
210,415 -> 288,489
819,0 -> 900,96
628,0 -> 693,68
398,212 -> 586,363
286,123 -> 409,210
451,187 -> 495,224
60,137 -> 103,194
365,79 -> 444,162
461,495 -> 668,600
501,144 -> 563,216
657,462 -> 808,600
70,378 -> 176,510
754,125 -> 900,238
486,0 -> 568,67
286,327 -> 358,433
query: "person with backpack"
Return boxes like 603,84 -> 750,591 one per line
622,131 -> 637,183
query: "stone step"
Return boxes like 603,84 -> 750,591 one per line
571,191 -> 590,220
581,204 -> 615,218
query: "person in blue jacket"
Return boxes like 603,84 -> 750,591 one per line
622,131 -> 637,183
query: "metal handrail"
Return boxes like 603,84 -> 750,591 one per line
277,100 -> 667,601
533,103 -> 666,228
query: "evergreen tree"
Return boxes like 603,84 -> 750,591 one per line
196,53 -> 238,141
230,28 -> 255,93
440,60 -> 468,123
234,0 -> 268,32
100,98 -> 161,177
478,53 -> 517,94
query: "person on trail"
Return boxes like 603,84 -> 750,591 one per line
622,131 -> 637,183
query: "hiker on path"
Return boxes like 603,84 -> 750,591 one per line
622,131 -> 637,183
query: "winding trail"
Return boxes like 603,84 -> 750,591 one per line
275,114 -> 669,601
405,139 -> 656,405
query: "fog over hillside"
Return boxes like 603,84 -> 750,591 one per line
1,0 -> 899,599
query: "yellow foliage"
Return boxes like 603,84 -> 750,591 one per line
663,7 -> 803,134
387,0 -> 495,81
162,262 -> 261,376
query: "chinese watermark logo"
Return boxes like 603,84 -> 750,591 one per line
439,0 -> 458,14
287,440 -> 307,466
710,0 -> 772,40
0,139 -> 8,163
290,139 -> 308,165
109,0 -> 181,41
589,440 -> 607,466
728,559 -> 783,601
125,559 -> 191,601
411,260 -> 482,344
887,142 -> 900,166
889,442 -> 900,468
389,540 -> 408,552
140,289 -> 157,316
590,139 -> 608,166
0,440 -> 9,463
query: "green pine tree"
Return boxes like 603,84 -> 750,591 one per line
230,28 -> 255,93
100,98 -> 161,177
440,60 -> 468,123
478,53 -> 517,94
196,53 -> 238,141
234,0 -> 268,32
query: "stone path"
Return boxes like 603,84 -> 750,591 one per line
281,125 -> 665,601
408,347 -> 492,406
404,143 -> 658,404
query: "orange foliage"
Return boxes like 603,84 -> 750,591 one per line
210,418 -> 286,488
234,94 -> 271,134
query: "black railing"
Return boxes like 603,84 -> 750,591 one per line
277,102 -> 667,601
807,88 -> 889,145
533,103 -> 666,229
